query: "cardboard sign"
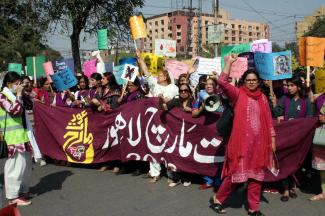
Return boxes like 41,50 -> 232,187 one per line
221,44 -> 251,68
224,56 -> 248,78
315,68 -> 325,94
140,53 -> 159,76
43,61 -> 54,83
8,63 -> 22,74
166,60 -> 189,79
238,52 -> 255,69
26,56 -> 46,78
113,65 -> 127,85
50,68 -> 78,91
105,62 -> 114,73
82,59 -> 97,78
154,39 -> 176,57
196,57 -> 221,75
250,39 -> 272,53
208,25 -> 225,44
121,64 -> 139,82
254,51 -> 292,80
98,29 -> 108,50
129,16 -> 147,40
299,37 -> 325,67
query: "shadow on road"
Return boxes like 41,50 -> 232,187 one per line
30,170 -> 73,196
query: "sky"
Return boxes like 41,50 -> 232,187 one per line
47,0 -> 324,57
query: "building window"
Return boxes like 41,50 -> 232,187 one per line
225,37 -> 229,40
225,30 -> 228,34
232,24 -> 235,28
173,18 -> 176,23
256,26 -> 259,31
176,25 -> 181,29
248,26 -> 252,30
161,20 -> 164,25
180,46 -> 185,52
257,32 -> 260,37
177,39 -> 181,43
177,32 -> 181,36
239,37 -> 242,41
232,30 -> 235,35
155,21 -> 158,26
150,43 -> 152,47
205,21 -> 208,26
149,22 -> 152,26
161,28 -> 164,32
249,32 -> 252,36
238,25 -> 242,29
249,38 -> 253,42
168,33 -> 172,38
149,30 -> 152,35
232,37 -> 236,41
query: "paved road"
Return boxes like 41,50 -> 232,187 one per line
1,162 -> 325,216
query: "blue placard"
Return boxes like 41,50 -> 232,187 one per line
119,57 -> 137,66
105,62 -> 114,73
254,51 -> 292,80
113,65 -> 127,85
51,68 -> 78,91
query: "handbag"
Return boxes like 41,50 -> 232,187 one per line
216,103 -> 234,137
0,112 -> 8,158
313,125 -> 325,146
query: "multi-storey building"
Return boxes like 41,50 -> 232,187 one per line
144,9 -> 269,57
295,6 -> 325,40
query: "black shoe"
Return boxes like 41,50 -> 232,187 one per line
280,195 -> 289,202
209,197 -> 226,214
248,210 -> 265,216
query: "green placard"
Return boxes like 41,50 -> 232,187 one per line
221,43 -> 251,68
8,63 -> 23,74
26,56 -> 46,78
98,29 -> 108,50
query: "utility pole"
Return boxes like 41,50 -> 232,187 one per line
197,0 -> 202,57
183,0 -> 196,58
213,0 -> 219,57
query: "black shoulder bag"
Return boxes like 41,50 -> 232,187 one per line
0,112 -> 8,158
216,98 -> 234,138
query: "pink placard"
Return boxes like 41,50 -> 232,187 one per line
166,60 -> 189,79
43,61 -> 54,83
82,59 -> 97,78
224,56 -> 248,78
250,39 -> 272,53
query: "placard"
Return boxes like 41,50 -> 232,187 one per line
299,37 -> 325,67
224,56 -> 248,78
250,39 -> 272,53
113,65 -> 127,85
196,57 -> 221,75
254,51 -> 292,80
98,29 -> 108,50
221,44 -> 250,68
8,63 -> 22,74
315,68 -> 325,94
50,68 -> 78,91
208,25 -> 225,44
43,61 -> 54,83
129,16 -> 147,40
82,59 -> 97,78
121,64 -> 139,82
154,39 -> 176,57
26,56 -> 46,78
166,60 -> 189,79
140,53 -> 159,76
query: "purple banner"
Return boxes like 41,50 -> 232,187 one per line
33,99 -> 318,179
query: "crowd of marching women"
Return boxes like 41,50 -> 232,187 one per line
0,52 -> 324,216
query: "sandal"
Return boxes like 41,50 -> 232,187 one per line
280,195 -> 289,202
309,194 -> 325,201
209,197 -> 226,214
289,189 -> 297,199
248,210 -> 265,216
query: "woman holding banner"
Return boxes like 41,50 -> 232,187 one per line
0,72 -> 33,206
210,54 -> 275,216
273,75 -> 314,202
136,50 -> 178,183
309,92 -> 325,201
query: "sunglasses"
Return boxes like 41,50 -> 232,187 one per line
179,89 -> 189,93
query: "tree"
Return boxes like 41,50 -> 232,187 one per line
0,1 -> 60,71
38,0 -> 145,73
304,16 -> 325,37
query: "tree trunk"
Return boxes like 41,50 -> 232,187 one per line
70,29 -> 81,74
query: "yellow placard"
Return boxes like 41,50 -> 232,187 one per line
129,16 -> 147,40
299,37 -> 325,67
315,68 -> 325,94
141,52 -> 161,76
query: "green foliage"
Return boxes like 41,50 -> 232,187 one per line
304,16 -> 325,37
38,0 -> 145,72
0,1 -> 60,72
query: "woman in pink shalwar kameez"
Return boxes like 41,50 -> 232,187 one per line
209,54 -> 276,216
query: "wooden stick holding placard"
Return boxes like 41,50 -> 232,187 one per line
32,57 -> 36,83
133,40 -> 138,51
306,66 -> 310,87
119,83 -> 128,102
49,83 -> 54,95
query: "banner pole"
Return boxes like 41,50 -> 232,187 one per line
33,57 -> 36,83
133,40 -> 138,51
306,66 -> 310,87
